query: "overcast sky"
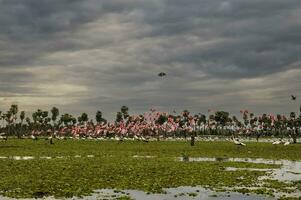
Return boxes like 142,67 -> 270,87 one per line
0,0 -> 300,120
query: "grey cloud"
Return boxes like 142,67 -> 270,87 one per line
0,0 -> 301,119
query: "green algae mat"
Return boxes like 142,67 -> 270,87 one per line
0,140 -> 300,199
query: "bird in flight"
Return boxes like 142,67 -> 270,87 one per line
291,95 -> 297,100
158,72 -> 166,77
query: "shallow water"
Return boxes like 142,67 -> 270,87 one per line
133,155 -> 155,158
178,157 -> 301,182
0,155 -> 96,160
0,187 -> 269,200
91,187 -> 273,200
0,155 -> 300,199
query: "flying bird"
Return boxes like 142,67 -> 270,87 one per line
158,72 -> 166,77
291,95 -> 297,100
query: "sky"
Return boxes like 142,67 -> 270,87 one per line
0,0 -> 301,121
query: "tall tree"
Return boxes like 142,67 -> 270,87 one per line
120,106 -> 129,120
78,113 -> 88,125
0,111 -> 2,129
60,113 -> 76,127
9,104 -> 18,135
116,112 -> 123,123
51,107 -> 59,132
19,111 -> 25,138
96,110 -> 106,124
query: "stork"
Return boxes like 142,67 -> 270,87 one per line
231,137 -> 246,146
141,136 -> 149,142
272,139 -> 283,145
31,135 -> 37,140
0,135 -> 7,141
284,141 -> 290,146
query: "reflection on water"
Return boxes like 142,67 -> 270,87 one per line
78,187 -> 273,200
0,187 -> 274,200
178,157 -> 301,182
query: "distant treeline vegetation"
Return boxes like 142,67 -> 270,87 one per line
0,104 -> 300,143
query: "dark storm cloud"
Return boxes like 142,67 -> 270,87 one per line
0,0 -> 301,118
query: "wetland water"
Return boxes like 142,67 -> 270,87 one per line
0,187 -> 273,200
177,157 -> 301,182
0,154 -> 300,199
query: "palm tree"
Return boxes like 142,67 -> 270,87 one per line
10,105 -> 18,119
289,112 -> 298,143
19,111 -> 25,138
78,113 -> 88,126
214,111 -> 229,134
9,105 -> 18,136
96,110 -> 106,124
60,113 -> 76,127
120,106 -> 129,121
20,111 -> 25,123
51,107 -> 59,132
0,111 -> 2,129
116,112 -> 123,123
25,117 -> 31,135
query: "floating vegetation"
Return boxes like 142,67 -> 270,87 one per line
0,140 -> 300,199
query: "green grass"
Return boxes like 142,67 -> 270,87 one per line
0,139 -> 300,198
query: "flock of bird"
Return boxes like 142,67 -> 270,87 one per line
1,132 -> 294,147
0,73 -> 299,148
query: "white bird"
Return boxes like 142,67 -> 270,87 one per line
272,139 -> 283,145
284,141 -> 290,146
232,138 -> 246,146
115,136 -> 123,142
58,136 -> 65,140
0,136 -> 7,141
31,135 -> 37,140
46,136 -> 54,144
141,136 -> 149,142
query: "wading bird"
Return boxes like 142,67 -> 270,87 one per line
284,141 -> 290,146
46,136 -> 54,144
231,137 -> 246,146
31,135 -> 37,140
0,135 -> 7,141
272,139 -> 283,145
141,136 -> 149,142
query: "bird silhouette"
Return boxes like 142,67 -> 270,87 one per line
291,95 -> 297,100
158,72 -> 166,77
